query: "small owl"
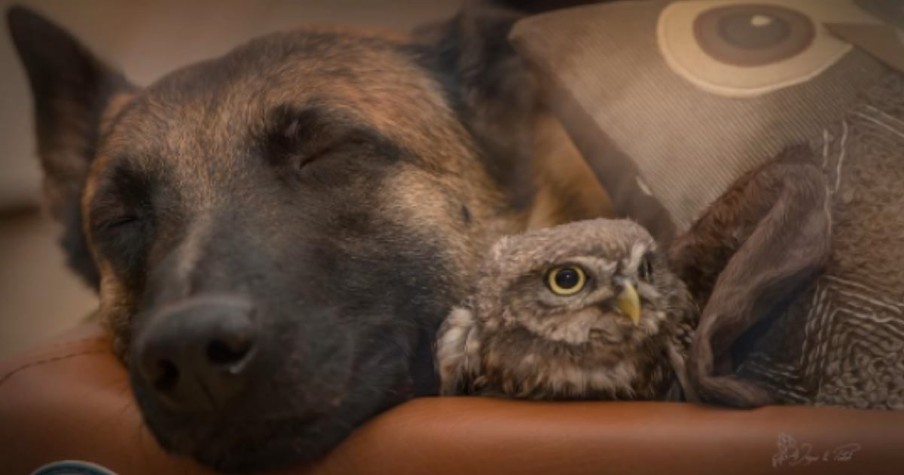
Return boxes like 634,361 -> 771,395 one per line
436,218 -> 698,401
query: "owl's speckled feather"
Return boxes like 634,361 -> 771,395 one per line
436,218 -> 698,401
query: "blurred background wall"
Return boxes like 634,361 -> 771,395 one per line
0,0 -> 461,358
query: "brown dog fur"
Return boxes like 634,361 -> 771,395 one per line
8,2 -> 609,471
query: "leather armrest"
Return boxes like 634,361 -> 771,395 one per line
2,323 -> 903,475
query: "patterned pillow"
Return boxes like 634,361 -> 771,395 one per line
510,0 -> 901,243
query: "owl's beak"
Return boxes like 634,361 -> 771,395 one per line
615,283 -> 642,326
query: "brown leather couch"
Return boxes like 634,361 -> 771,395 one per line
2,323 -> 904,475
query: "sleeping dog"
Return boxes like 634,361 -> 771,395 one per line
7,2 -> 607,471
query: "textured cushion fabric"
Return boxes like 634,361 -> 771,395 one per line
509,0 -> 896,243
735,73 -> 904,408
3,323 -> 904,475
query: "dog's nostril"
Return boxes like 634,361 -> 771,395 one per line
206,337 -> 252,366
152,359 -> 180,392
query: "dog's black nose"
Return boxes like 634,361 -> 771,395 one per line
135,296 -> 257,412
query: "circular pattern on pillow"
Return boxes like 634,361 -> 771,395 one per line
657,0 -> 877,97
694,4 -> 815,67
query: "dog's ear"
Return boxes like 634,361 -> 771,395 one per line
415,1 -> 611,219
670,147 -> 832,408
488,0 -> 608,14
414,2 -> 540,210
7,6 -> 136,288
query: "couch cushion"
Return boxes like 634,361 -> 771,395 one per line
510,0 -> 896,242
2,323 -> 904,474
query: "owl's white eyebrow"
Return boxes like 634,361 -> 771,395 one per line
625,242 -> 649,272
561,256 -> 616,276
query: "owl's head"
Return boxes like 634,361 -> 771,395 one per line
473,219 -> 691,350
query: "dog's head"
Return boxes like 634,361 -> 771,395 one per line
7,3 -> 603,471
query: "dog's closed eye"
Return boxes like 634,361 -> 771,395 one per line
90,166 -> 151,229
262,104 -> 408,183
97,213 -> 141,231
88,164 -> 155,281
265,105 -> 338,171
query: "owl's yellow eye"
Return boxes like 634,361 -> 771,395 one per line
546,266 -> 587,296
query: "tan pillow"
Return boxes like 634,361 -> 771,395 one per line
510,0 -> 897,242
